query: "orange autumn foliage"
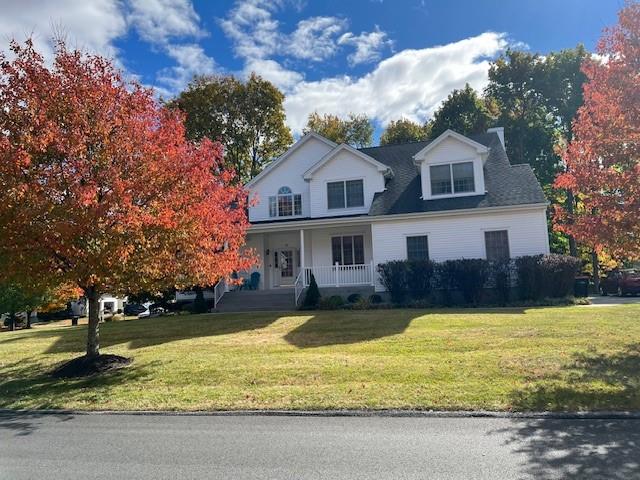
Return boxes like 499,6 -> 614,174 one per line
554,2 -> 640,260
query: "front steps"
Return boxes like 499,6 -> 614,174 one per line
214,289 -> 297,313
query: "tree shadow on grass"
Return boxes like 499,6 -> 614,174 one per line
284,311 -> 414,348
510,343 -> 640,411
0,312 -> 284,354
0,358 -> 156,413
489,344 -> 640,478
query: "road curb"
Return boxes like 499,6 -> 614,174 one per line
2,408 -> 640,419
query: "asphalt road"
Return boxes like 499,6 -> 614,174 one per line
1,413 -> 639,479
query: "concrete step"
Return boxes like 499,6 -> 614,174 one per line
214,289 -> 297,312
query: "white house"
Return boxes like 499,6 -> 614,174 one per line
215,127 -> 549,309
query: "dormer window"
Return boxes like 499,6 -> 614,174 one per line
269,186 -> 302,217
430,161 -> 475,196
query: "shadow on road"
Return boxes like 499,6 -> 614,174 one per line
0,411 -> 74,436
494,417 -> 640,479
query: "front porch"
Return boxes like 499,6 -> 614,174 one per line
243,223 -> 376,292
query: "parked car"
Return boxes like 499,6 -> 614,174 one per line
600,269 -> 640,296
124,303 -> 148,316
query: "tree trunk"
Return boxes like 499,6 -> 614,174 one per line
8,313 -> 15,332
566,190 -> 578,257
592,251 -> 600,294
26,310 -> 32,329
86,287 -> 100,358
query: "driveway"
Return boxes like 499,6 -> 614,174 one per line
1,412 -> 639,479
586,295 -> 640,306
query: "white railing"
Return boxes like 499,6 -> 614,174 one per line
213,278 -> 227,309
294,270 -> 305,306
304,261 -> 374,287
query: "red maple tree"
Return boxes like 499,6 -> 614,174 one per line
554,2 -> 640,260
0,40 -> 254,358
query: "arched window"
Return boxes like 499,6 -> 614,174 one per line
269,186 -> 302,217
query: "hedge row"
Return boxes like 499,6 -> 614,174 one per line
377,254 -> 581,306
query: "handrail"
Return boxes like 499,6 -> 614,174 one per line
294,270 -> 305,306
213,278 -> 227,309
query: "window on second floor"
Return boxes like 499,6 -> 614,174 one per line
269,186 -> 302,217
327,179 -> 364,209
430,161 -> 475,196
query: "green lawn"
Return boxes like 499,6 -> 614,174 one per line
1,305 -> 639,412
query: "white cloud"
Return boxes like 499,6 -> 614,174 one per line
0,0 -> 127,61
243,58 -> 303,90
156,43 -> 216,94
338,26 -> 391,66
219,0 -> 281,60
282,32 -> 508,134
127,0 -> 205,44
287,16 -> 347,61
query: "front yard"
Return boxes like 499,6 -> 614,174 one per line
1,305 -> 639,412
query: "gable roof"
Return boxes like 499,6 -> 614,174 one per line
411,129 -> 489,164
303,143 -> 392,180
360,131 -> 547,216
246,132 -> 337,188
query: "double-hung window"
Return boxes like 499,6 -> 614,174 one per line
484,230 -> 510,261
430,162 -> 475,196
331,235 -> 365,265
327,179 -> 364,209
269,186 -> 302,217
406,235 -> 429,261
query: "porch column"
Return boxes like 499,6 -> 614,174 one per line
299,229 -> 305,286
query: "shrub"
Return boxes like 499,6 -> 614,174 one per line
537,254 -> 582,298
491,260 -> 513,306
434,260 -> 459,306
319,295 -> 345,310
515,255 -> 542,300
515,254 -> 581,300
407,260 -> 436,299
436,259 -> 489,305
369,294 -> 383,304
192,288 -> 208,313
303,274 -> 321,308
351,297 -> 371,310
377,261 -> 409,304
347,293 -> 362,303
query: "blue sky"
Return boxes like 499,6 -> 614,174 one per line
0,0 -> 623,136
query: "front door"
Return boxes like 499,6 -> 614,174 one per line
275,249 -> 296,286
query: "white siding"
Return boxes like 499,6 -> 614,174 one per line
371,208 -> 550,291
418,136 -> 486,200
307,225 -> 373,266
248,137 -> 333,222
308,150 -> 385,218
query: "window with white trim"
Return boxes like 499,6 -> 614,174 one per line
269,186 -> 302,217
327,179 -> 364,209
406,235 -> 429,261
430,161 -> 475,196
331,235 -> 365,265
485,230 -> 510,261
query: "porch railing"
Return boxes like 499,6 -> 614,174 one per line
294,270 -> 305,306
213,278 -> 227,309
303,261 -> 375,287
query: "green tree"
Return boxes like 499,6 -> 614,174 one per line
380,118 -> 428,145
427,84 -> 497,140
0,282 -> 45,330
486,47 -> 589,256
170,73 -> 293,182
303,112 -> 374,147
